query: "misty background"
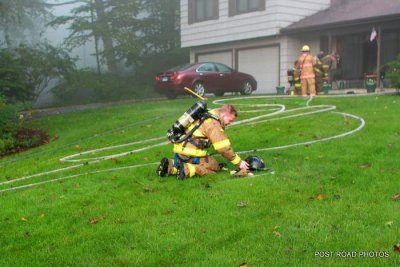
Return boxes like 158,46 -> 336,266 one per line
45,1 -> 97,69
0,0 -> 188,107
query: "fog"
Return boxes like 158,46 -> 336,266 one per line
2,1 -> 184,107
44,2 -> 97,69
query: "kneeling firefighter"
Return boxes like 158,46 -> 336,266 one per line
156,101 -> 249,179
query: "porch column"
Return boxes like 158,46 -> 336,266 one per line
377,26 -> 381,88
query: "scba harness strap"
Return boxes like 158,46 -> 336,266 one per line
181,112 -> 220,148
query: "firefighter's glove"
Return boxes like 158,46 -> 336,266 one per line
239,160 -> 250,170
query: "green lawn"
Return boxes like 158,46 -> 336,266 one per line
0,94 -> 399,266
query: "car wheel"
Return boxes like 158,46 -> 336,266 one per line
240,81 -> 253,95
193,82 -> 205,97
214,91 -> 224,97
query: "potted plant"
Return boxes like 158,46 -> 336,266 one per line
322,81 -> 331,94
276,85 -> 285,95
366,78 -> 376,93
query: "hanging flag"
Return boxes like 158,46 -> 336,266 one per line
370,27 -> 377,42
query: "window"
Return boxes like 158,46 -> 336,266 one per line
215,63 -> 233,73
229,0 -> 265,16
188,0 -> 219,24
198,63 -> 216,72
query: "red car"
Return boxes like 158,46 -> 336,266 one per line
154,62 -> 257,98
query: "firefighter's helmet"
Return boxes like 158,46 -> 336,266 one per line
245,156 -> 267,171
301,45 -> 310,52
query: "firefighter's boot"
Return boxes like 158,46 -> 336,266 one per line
156,158 -> 170,177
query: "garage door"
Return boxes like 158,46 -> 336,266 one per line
197,51 -> 233,68
238,46 -> 279,94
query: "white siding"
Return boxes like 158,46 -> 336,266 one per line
197,51 -> 233,67
181,0 -> 330,48
280,36 -> 302,88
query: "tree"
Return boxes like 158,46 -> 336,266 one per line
129,0 -> 188,82
48,0 -> 188,92
0,49 -> 33,102
0,0 -> 50,48
48,0 -> 187,73
140,0 -> 180,54
0,43 -> 76,103
49,0 -> 143,73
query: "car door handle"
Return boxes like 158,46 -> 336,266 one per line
219,74 -> 224,76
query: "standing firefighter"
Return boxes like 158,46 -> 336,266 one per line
321,52 -> 338,84
295,45 -> 317,96
156,102 -> 249,179
314,51 -> 326,94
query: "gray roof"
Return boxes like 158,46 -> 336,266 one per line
282,0 -> 400,33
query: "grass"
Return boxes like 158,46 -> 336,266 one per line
0,94 -> 399,266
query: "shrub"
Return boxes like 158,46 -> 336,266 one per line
386,53 -> 400,89
0,94 -> 49,156
51,69 -> 158,105
0,43 -> 76,103
15,128 -> 49,149
0,94 -> 20,153
0,133 -> 17,152
0,94 -> 20,136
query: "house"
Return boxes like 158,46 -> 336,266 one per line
180,0 -> 400,93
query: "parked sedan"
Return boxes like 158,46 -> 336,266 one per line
154,62 -> 257,98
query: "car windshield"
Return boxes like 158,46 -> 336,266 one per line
168,63 -> 195,72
